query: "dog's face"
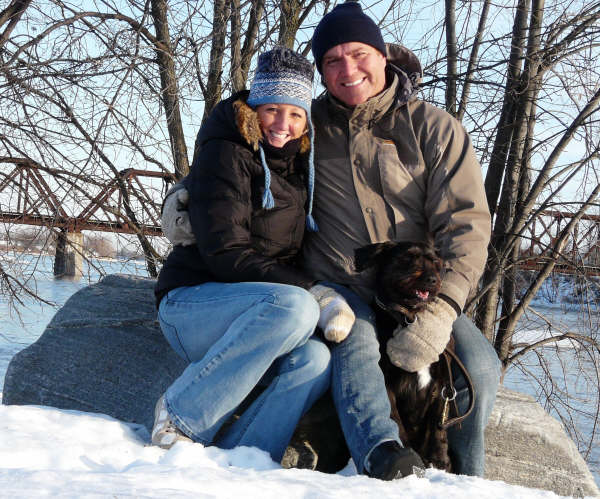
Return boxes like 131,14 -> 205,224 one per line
354,241 -> 443,313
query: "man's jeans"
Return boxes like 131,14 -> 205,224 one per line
327,283 -> 502,476
157,282 -> 331,462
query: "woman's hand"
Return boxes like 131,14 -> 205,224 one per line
309,284 -> 356,343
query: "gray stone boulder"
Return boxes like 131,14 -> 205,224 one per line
2,274 -> 186,430
2,274 -> 598,497
485,387 -> 598,497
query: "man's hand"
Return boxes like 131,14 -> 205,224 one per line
161,184 -> 195,246
309,284 -> 356,343
386,297 -> 457,372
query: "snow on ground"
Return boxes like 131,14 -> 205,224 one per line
0,401 -> 571,498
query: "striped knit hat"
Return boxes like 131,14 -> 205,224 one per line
247,47 -> 318,232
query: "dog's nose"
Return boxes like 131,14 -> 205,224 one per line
426,275 -> 439,286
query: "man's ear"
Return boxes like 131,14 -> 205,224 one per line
354,242 -> 395,272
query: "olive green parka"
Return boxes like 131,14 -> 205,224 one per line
302,44 -> 491,311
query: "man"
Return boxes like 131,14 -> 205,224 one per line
302,1 -> 501,480
161,0 -> 501,482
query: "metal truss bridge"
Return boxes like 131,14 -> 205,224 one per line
1,160 -> 175,236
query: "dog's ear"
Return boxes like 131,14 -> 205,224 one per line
354,242 -> 396,271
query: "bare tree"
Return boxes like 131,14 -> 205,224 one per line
0,0 -> 340,290
150,0 -> 190,180
84,233 -> 115,258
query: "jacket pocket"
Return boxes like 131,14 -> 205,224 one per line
376,138 -> 427,236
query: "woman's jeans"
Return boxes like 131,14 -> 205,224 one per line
326,283 -> 502,477
157,282 -> 331,462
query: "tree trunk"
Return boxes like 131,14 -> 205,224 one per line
203,0 -> 229,121
481,0 -> 545,357
279,0 -> 302,48
482,0 -> 530,219
230,0 -> 244,93
240,0 -> 264,81
0,0 -> 33,49
150,0 -> 189,180
279,0 -> 319,49
444,0 -> 457,116
475,0 -> 530,340
457,0 -> 491,121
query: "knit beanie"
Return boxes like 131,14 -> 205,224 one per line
247,47 -> 318,232
312,1 -> 386,73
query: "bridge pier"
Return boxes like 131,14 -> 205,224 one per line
54,230 -> 83,278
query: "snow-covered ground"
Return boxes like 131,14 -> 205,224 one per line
0,401 -> 569,498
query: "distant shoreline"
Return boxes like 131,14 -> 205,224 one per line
0,244 -> 145,262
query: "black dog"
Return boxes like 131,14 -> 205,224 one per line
287,241 -> 473,474
354,240 -> 470,472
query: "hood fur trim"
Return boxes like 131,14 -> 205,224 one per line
233,99 -> 310,154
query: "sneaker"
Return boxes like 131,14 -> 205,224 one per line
366,441 -> 425,480
151,394 -> 193,449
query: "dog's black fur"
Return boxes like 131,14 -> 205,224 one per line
354,240 -> 454,472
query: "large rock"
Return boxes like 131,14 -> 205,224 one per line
485,387 -> 598,497
2,274 -> 186,430
2,274 -> 599,497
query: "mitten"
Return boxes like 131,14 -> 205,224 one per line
386,297 -> 457,372
309,284 -> 356,343
161,183 -> 195,246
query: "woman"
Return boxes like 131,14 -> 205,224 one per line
152,47 -> 354,462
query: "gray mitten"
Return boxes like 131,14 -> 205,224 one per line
386,297 -> 457,372
161,184 -> 195,246
309,284 -> 356,343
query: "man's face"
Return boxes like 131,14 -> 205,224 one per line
321,42 -> 387,106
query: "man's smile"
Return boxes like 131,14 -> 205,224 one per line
342,77 -> 366,87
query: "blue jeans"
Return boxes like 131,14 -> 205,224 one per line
157,282 -> 331,462
326,283 -> 501,476
447,314 -> 502,476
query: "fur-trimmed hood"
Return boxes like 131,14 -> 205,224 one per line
195,90 -> 310,156
192,89 -> 318,231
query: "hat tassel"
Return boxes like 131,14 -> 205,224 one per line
259,145 -> 275,210
306,213 -> 318,231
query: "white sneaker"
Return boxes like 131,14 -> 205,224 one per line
151,394 -> 193,449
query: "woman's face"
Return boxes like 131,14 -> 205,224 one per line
256,103 -> 307,148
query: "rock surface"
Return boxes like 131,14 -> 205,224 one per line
2,274 -> 598,497
2,274 -> 186,430
485,387 -> 598,497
